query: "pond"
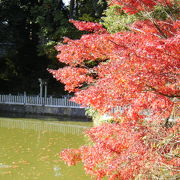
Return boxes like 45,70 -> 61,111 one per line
0,115 -> 92,180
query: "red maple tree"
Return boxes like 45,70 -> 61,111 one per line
49,0 -> 179,179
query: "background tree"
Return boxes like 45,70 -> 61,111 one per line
0,0 -> 37,93
69,0 -> 107,20
0,0 -> 85,94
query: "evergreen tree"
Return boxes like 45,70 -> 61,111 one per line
0,0 -> 73,93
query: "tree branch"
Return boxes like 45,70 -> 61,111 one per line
146,85 -> 180,98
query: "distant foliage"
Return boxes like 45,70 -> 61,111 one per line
30,1 -> 80,58
102,4 -> 137,33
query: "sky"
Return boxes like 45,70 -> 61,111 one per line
63,0 -> 70,6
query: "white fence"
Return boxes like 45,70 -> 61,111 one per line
0,94 -> 82,108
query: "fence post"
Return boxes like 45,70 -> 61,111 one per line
8,94 -> 11,103
24,92 -> 26,105
65,97 -> 67,106
50,96 -> 52,106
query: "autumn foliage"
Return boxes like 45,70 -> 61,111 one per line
110,0 -> 173,14
61,123 -> 179,179
49,0 -> 180,179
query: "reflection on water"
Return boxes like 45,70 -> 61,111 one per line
0,118 -> 88,135
0,116 -> 92,180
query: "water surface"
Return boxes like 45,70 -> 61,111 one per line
0,116 -> 92,180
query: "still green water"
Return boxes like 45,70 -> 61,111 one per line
0,116 -> 92,180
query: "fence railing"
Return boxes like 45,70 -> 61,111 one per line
0,94 -> 82,108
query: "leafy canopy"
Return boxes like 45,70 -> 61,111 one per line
49,0 -> 180,179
